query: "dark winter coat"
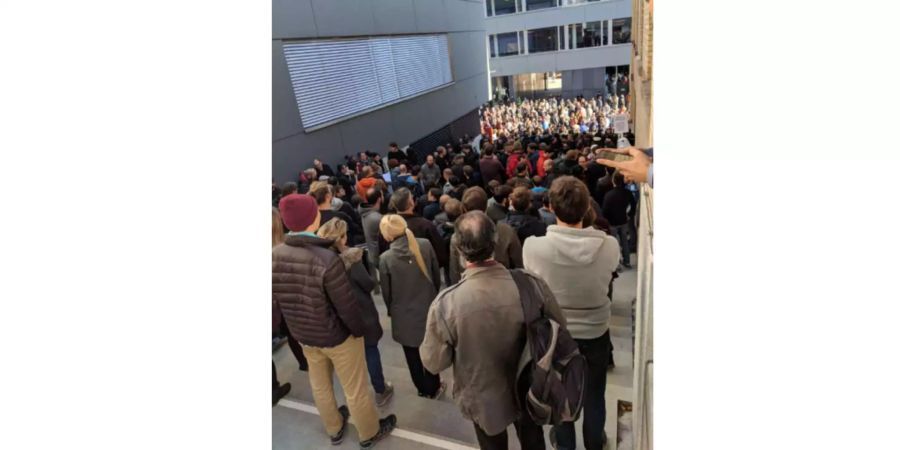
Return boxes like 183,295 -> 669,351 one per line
272,234 -> 366,347
336,247 -> 383,345
501,211 -> 547,244
379,236 -> 441,347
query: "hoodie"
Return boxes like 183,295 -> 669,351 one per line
522,225 -> 619,339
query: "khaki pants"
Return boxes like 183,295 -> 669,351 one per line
302,336 -> 379,441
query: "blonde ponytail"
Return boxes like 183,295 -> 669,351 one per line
379,214 -> 431,282
405,227 -> 430,283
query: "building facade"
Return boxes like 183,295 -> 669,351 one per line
272,0 -> 489,184
484,0 -> 632,99
630,0 -> 652,449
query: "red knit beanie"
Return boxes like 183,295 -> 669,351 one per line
278,194 -> 319,232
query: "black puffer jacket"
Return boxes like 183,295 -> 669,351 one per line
272,234 -> 366,347
501,211 -> 547,244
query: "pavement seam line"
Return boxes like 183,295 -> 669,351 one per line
277,398 -> 478,450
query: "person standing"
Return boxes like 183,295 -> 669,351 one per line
310,182 -> 364,245
313,158 -> 335,179
389,188 -> 449,271
500,187 -> 547,244
273,194 -> 396,448
378,215 -> 445,399
272,207 -> 293,406
486,184 -> 512,224
421,211 -> 567,450
448,187 -> 522,284
317,218 -> 395,407
422,187 -> 443,221
537,193 -> 557,227
505,144 -> 531,179
272,207 -> 309,377
356,166 -> 378,199
420,154 -> 442,188
601,172 -> 637,269
479,146 -> 505,186
359,187 -> 386,280
522,177 -> 619,450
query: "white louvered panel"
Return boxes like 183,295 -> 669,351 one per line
283,34 -> 454,130
392,36 -> 440,98
369,38 -> 400,104
283,40 -> 381,128
437,35 -> 452,84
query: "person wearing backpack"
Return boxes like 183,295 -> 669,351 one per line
420,210 -> 567,450
522,176 -> 620,450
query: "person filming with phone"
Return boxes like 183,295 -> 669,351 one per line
595,147 -> 653,187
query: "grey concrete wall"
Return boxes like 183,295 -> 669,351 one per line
272,0 -> 489,184
488,44 -> 630,77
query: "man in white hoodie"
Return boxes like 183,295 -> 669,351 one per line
522,176 -> 620,450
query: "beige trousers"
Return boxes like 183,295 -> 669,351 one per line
302,336 -> 379,440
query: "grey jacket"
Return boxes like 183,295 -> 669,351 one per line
420,263 -> 566,436
522,225 -> 619,339
359,205 -> 383,269
485,202 -> 508,224
419,163 -> 442,187
448,221 -> 522,284
378,236 -> 442,347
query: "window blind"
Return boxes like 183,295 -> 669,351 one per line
283,34 -> 453,131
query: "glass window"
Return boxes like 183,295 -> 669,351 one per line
569,21 -> 608,49
525,0 -> 558,11
570,23 -> 583,49
491,76 -> 510,100
486,0 -> 493,17
528,27 -> 559,53
494,0 -> 518,15
489,35 -> 497,57
585,20 -> 608,47
612,18 -> 632,44
545,72 -> 562,90
496,32 -> 520,57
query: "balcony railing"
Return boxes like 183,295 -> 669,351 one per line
632,183 -> 653,450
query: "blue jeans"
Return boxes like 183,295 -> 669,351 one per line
364,343 -> 386,394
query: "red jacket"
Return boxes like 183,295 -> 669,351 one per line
506,153 -> 532,178
536,151 -> 549,177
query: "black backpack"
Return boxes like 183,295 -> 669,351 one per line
510,270 -> 586,425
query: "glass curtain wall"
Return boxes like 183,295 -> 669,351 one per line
528,26 -> 561,53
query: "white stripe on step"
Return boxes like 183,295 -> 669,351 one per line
277,398 -> 478,450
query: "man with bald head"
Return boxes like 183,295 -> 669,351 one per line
420,210 -> 565,450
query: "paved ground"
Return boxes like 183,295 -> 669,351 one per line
274,254 -> 637,450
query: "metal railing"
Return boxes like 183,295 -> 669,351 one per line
632,183 -> 653,450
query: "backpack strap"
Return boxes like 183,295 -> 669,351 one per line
509,269 -> 541,324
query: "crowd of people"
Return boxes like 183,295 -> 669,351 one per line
480,95 -> 630,141
271,99 -> 653,450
